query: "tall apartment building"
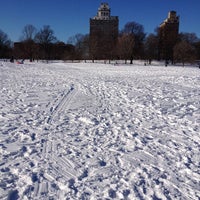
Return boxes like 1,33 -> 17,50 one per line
89,3 -> 119,59
158,11 -> 179,62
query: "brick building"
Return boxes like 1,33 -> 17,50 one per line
159,11 -> 179,62
89,3 -> 119,59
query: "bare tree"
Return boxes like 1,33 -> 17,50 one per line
117,33 -> 134,64
177,32 -> 200,61
194,41 -> 200,60
80,34 -> 90,60
20,24 -> 37,41
35,25 -> 57,60
144,34 -> 159,63
0,30 -> 11,46
173,41 -> 196,66
0,29 -> 12,58
179,32 -> 199,45
67,34 -> 89,60
89,33 -> 98,62
121,21 -> 146,63
15,25 -> 38,61
35,25 -> 57,44
67,34 -> 84,46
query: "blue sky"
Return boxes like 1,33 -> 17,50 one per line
0,0 -> 199,42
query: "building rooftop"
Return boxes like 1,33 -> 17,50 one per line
160,11 -> 179,27
92,2 -> 118,20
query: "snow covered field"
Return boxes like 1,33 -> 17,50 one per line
0,61 -> 200,200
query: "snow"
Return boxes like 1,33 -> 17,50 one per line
0,61 -> 200,199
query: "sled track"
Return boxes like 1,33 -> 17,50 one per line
47,84 -> 77,125
32,83 -> 82,198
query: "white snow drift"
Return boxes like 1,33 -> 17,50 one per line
0,61 -> 200,199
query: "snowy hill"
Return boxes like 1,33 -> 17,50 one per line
0,61 -> 200,199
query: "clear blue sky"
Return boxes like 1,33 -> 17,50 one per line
0,0 -> 199,42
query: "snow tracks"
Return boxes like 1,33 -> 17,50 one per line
0,62 -> 200,199
0,63 -> 82,199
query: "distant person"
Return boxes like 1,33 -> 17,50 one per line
165,60 -> 169,67
10,56 -> 14,63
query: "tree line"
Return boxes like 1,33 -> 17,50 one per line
1,23 -> 200,65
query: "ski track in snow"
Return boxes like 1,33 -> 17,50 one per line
0,61 -> 200,199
